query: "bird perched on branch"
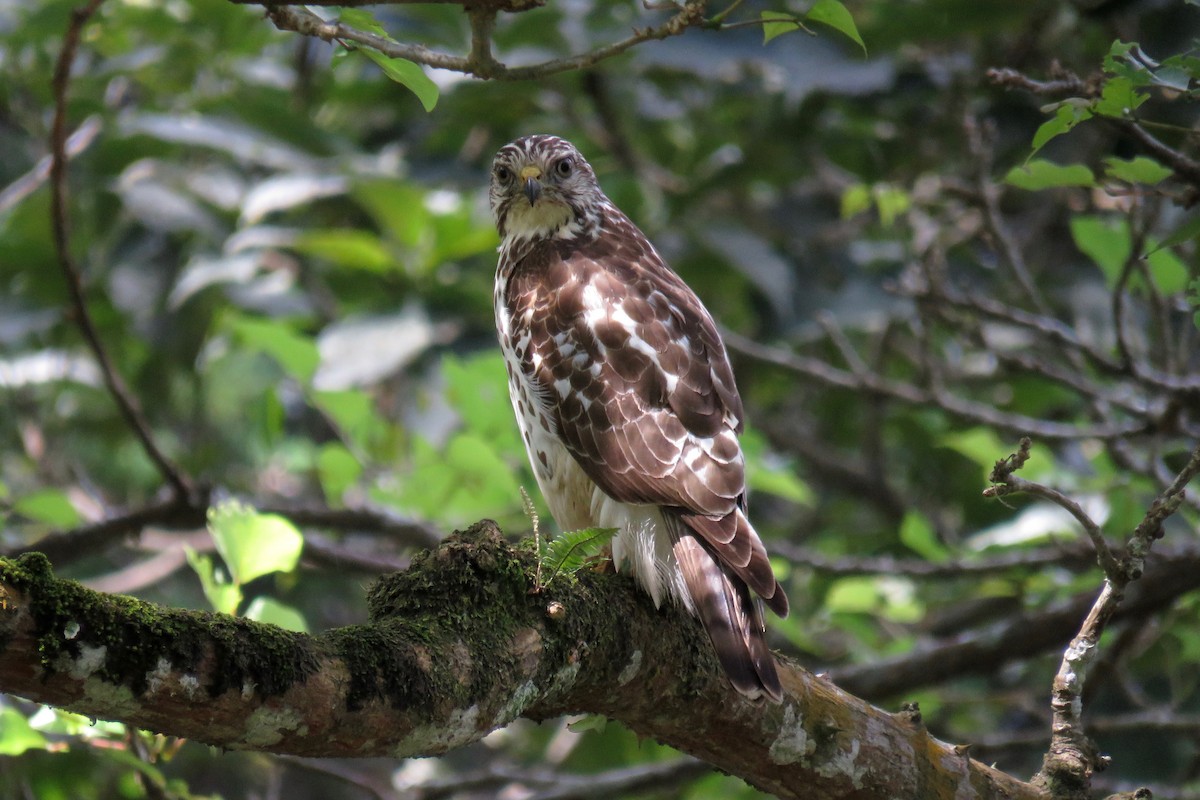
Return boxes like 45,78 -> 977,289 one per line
489,134 -> 788,701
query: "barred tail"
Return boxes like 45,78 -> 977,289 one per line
672,531 -> 783,702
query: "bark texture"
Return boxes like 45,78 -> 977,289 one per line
0,521 -> 1046,799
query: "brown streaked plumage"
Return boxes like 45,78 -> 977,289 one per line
490,134 -> 787,701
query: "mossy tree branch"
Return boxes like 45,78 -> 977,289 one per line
0,520 -> 1045,799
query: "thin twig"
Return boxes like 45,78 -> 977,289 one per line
900,279 -> 1200,393
8,496 -> 439,566
984,477 -> 1120,579
986,66 -> 1200,191
964,114 -> 1048,313
815,311 -> 870,377
0,115 -> 102,215
1110,219 -> 1143,373
772,540 -> 1096,578
986,67 -> 1089,96
49,0 -> 192,500
1036,441 -> 1200,789
264,1 -> 707,82
722,328 -> 1148,442
832,547 -> 1200,700
1115,117 -> 1200,191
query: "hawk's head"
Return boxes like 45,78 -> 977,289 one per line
490,135 -> 604,242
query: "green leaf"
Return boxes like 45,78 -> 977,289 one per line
840,183 -> 872,218
899,511 -> 949,563
293,229 -> 394,272
1103,39 -> 1138,71
1145,245 -> 1189,295
742,427 -> 813,505
1152,55 -> 1197,91
826,576 -> 921,622
443,352 -> 523,454
566,714 -> 608,733
760,11 -> 803,44
228,315 -> 320,383
389,433 -> 526,525
1030,102 -> 1092,157
1103,156 -> 1173,185
873,185 -> 910,227
353,181 -> 429,247
0,708 -> 48,755
804,0 -> 866,55
13,488 -> 81,527
244,597 -> 309,633
338,7 -> 388,36
1004,160 -> 1096,190
1070,215 -> 1132,287
825,576 -> 872,613
207,500 -> 304,586
1147,214 -> 1200,255
313,389 -> 379,451
361,50 -> 438,112
940,428 -> 1050,482
317,443 -> 362,504
748,465 -> 814,505
1094,75 -> 1148,118
185,548 -> 242,615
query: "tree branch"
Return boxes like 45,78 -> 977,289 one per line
986,66 -> 1200,191
985,439 -> 1121,579
722,329 -> 1148,442
831,548 -> 1200,700
6,496 -> 439,567
0,521 -> 1046,799
258,1 -> 708,81
50,0 -> 193,500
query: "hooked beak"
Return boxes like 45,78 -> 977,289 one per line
520,165 -> 542,206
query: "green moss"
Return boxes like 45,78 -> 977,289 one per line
362,520 -> 539,708
0,553 -> 319,702
324,620 -> 439,712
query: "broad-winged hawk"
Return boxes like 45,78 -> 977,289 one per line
490,134 -> 788,701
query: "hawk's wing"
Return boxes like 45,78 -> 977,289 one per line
503,215 -> 786,617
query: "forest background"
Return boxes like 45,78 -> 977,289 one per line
2,0 -> 1200,797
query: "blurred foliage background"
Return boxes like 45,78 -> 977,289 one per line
2,0 -> 1200,797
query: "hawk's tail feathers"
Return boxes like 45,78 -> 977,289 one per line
682,510 -> 789,619
672,532 -> 783,703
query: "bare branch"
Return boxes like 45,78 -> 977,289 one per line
985,66 -> 1090,97
773,540 -> 1095,579
831,547 -> 1200,701
723,328 -> 1148,441
7,496 -> 438,569
6,495 -> 208,565
49,0 -> 193,500
234,0 -> 545,9
1035,441 -> 1200,791
983,455 -> 1121,580
262,1 -> 708,81
0,115 -> 102,215
964,114 -> 1048,313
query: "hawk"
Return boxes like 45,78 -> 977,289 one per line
490,134 -> 788,701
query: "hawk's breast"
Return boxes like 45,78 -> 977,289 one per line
495,264 -> 597,532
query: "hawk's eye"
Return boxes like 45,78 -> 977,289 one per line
495,166 -> 512,183
555,157 -> 574,178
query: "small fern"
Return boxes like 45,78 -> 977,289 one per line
538,525 -> 619,589
520,487 -> 618,592
520,487 -> 543,589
